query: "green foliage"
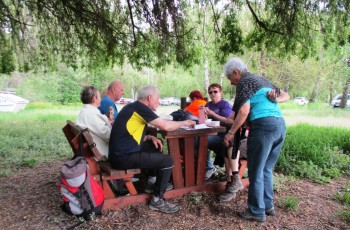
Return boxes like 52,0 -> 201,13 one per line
335,184 -> 350,206
184,192 -> 204,205
337,210 -> 350,223
0,48 -> 15,75
280,196 -> 299,211
216,11 -> 243,62
335,184 -> 350,223
277,124 -> 350,183
273,174 -> 297,192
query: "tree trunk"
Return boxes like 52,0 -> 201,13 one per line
309,77 -> 320,103
340,78 -> 350,108
204,57 -> 210,97
329,82 -> 333,105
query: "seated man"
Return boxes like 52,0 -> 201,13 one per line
98,80 -> 124,124
108,85 -> 196,214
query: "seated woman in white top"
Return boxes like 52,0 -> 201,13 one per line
77,86 -> 111,158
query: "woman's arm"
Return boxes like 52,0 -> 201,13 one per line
267,89 -> 290,103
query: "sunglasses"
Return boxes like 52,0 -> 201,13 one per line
208,90 -> 219,94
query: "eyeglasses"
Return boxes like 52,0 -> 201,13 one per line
208,90 -> 219,94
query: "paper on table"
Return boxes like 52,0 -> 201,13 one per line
181,124 -> 210,130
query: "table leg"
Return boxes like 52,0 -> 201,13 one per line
196,135 -> 208,185
184,137 -> 195,186
167,138 -> 184,188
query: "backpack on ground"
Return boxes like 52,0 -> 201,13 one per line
59,156 -> 104,220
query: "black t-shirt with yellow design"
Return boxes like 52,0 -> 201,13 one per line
109,101 -> 159,160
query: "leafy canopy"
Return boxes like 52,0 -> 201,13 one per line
0,0 -> 348,71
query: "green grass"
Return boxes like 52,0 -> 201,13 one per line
277,124 -> 350,183
335,184 -> 350,206
273,174 -> 297,192
334,184 -> 350,223
337,210 -> 350,223
1,101 -> 350,179
280,101 -> 350,118
0,102 -> 80,176
280,196 -> 299,211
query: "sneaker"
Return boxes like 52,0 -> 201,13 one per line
218,181 -> 236,202
145,182 -> 174,194
265,207 -> 276,216
205,167 -> 217,180
231,174 -> 244,193
238,210 -> 266,223
110,180 -> 130,196
149,198 -> 180,214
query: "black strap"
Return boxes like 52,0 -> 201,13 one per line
81,183 -> 94,210
232,126 -> 247,159
78,132 -> 84,157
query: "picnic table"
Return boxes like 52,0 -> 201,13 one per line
154,125 -> 246,198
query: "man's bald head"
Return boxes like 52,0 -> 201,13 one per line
107,80 -> 124,101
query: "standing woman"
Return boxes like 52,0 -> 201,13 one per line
223,58 -> 289,222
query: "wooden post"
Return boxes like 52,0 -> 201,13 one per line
180,97 -> 187,110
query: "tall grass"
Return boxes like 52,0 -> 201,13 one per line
0,102 -> 80,176
277,124 -> 350,183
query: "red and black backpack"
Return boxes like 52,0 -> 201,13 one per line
59,156 -> 104,220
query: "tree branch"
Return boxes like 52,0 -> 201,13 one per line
245,0 -> 284,35
126,0 -> 137,46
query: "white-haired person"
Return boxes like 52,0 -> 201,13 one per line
204,83 -> 244,201
108,85 -> 196,214
223,57 -> 289,222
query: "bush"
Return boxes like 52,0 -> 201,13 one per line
277,124 -> 350,183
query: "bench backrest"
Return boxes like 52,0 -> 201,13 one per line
62,120 -> 107,176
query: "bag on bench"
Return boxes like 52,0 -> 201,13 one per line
59,156 -> 104,220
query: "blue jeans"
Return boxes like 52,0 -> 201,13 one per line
207,135 -> 223,169
247,117 -> 286,217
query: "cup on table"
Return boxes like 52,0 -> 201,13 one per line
210,121 -> 220,127
205,119 -> 212,126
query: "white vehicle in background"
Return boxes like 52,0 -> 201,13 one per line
331,94 -> 350,108
160,97 -> 181,106
294,97 -> 309,105
160,98 -> 171,106
168,97 -> 181,105
117,98 -> 134,104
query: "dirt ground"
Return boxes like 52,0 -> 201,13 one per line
0,159 -> 349,230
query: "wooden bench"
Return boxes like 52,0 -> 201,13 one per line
62,120 -> 144,208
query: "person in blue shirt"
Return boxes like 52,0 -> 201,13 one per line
98,80 -> 124,124
223,57 -> 290,223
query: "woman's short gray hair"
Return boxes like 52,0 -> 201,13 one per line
137,85 -> 159,99
223,57 -> 248,76
80,86 -> 98,104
